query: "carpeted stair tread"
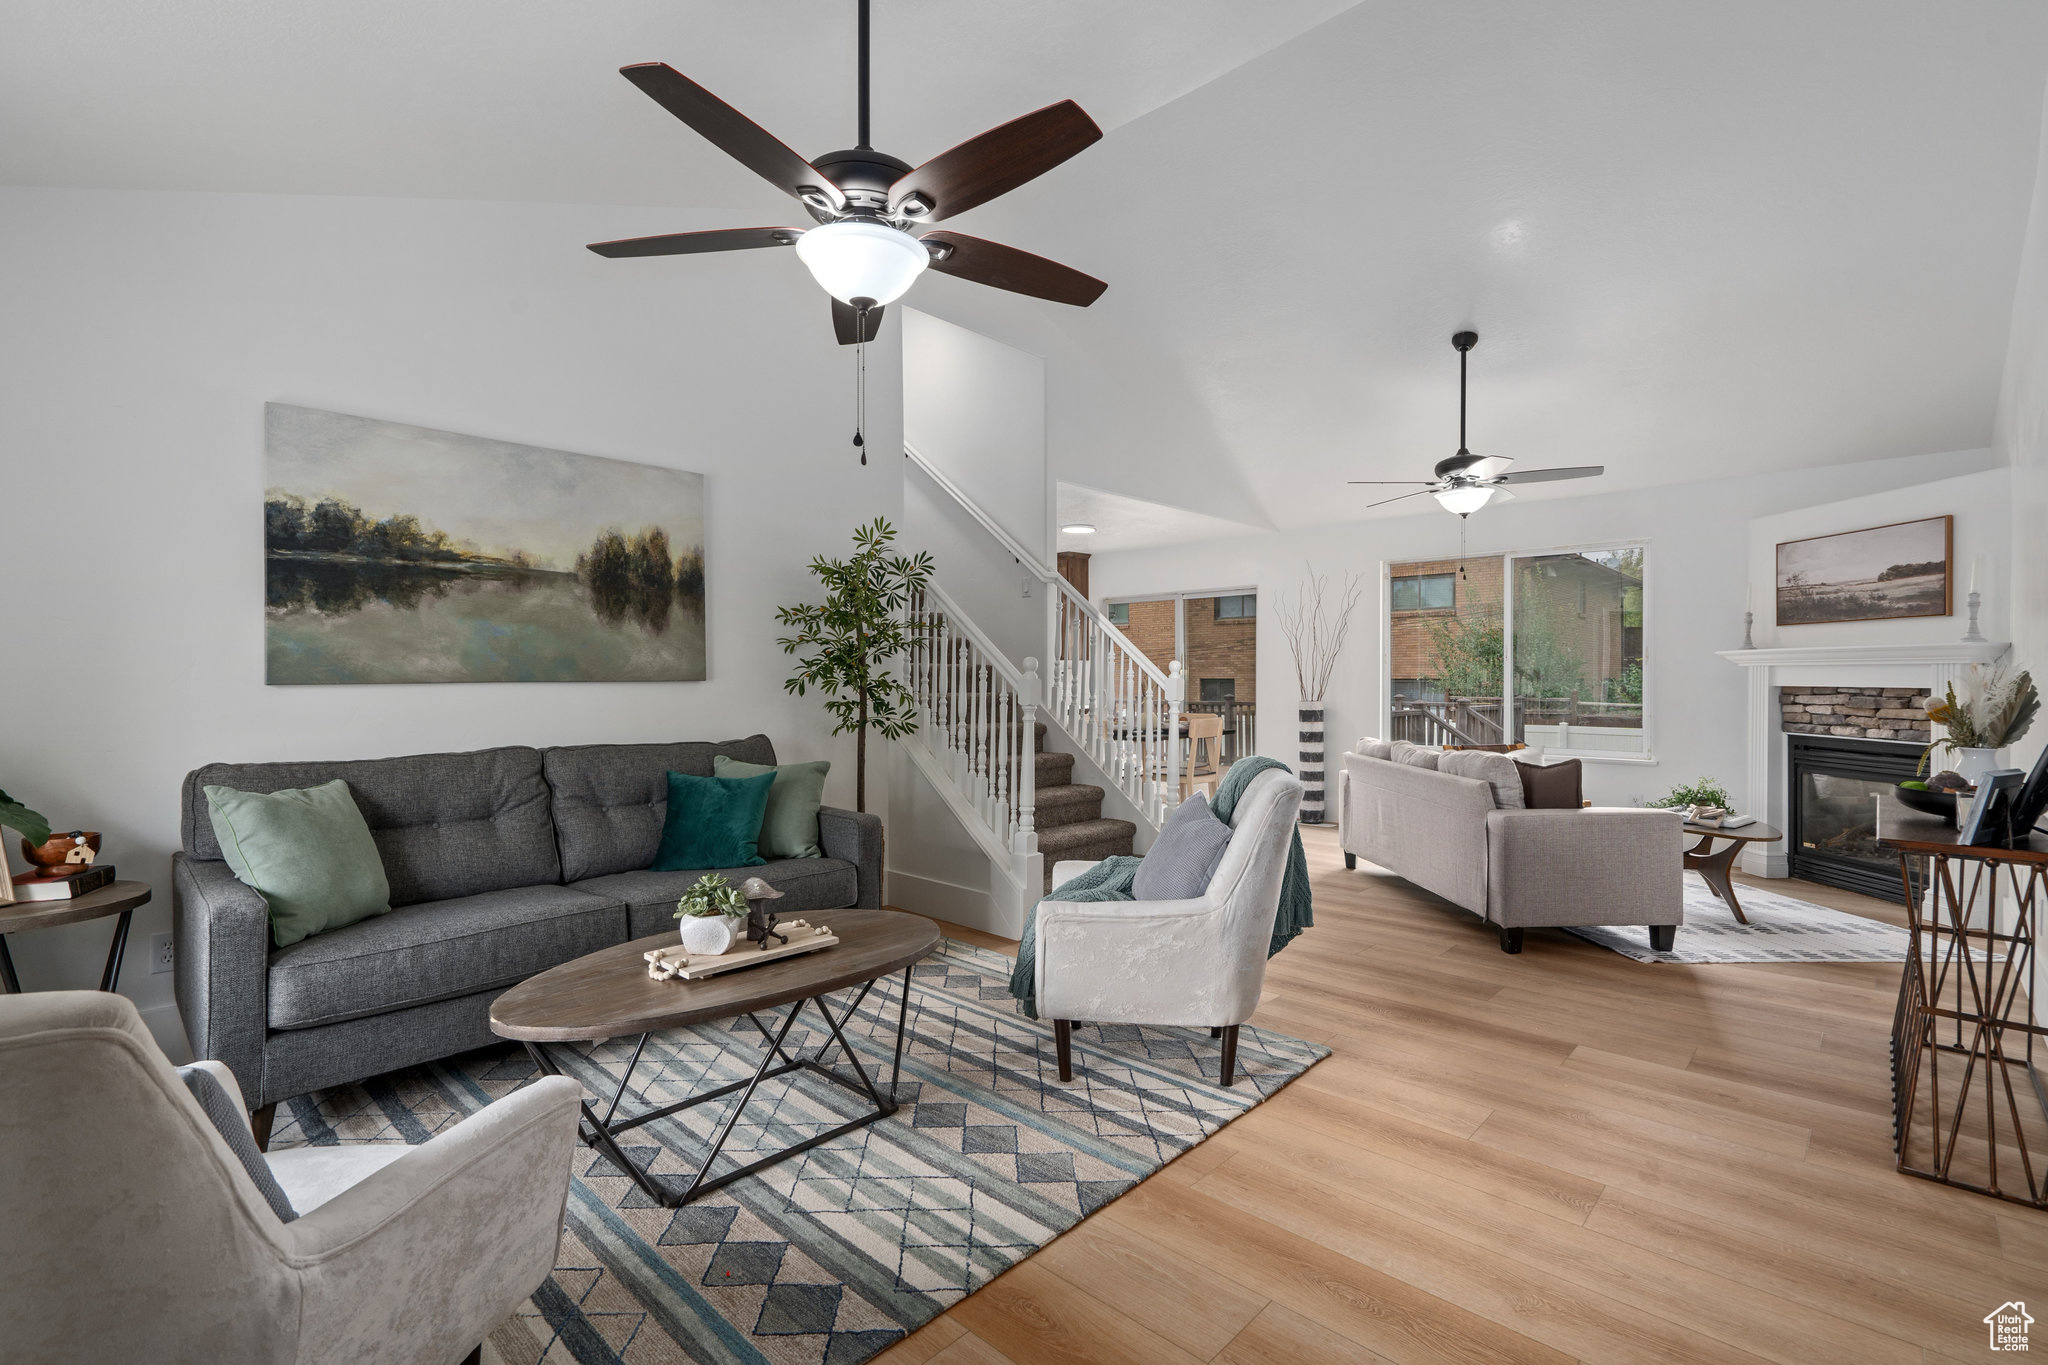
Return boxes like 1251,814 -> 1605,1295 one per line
1037,817 -> 1138,858
1034,783 -> 1106,829
1034,750 -> 1075,786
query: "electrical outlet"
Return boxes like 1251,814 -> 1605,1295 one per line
151,932 -> 175,974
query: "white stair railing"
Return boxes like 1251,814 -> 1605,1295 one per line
904,581 -> 1043,906
1049,575 -> 1185,825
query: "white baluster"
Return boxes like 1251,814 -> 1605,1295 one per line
1016,656 -> 1040,854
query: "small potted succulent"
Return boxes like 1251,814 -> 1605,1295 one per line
1649,777 -> 1734,821
673,872 -> 750,955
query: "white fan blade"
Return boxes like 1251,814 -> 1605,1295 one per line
1493,465 -> 1604,485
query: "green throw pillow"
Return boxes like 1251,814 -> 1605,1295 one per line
713,755 -> 830,859
652,769 -> 776,871
204,780 -> 392,948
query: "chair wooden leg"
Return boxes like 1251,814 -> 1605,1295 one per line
1219,1025 -> 1239,1088
251,1102 -> 277,1153
1498,927 -> 1523,955
1053,1019 -> 1073,1083
1209,1026 -> 1222,1038
1344,852 -> 1357,870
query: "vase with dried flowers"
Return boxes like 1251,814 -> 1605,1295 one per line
1920,662 -> 2038,789
1277,566 -> 1365,823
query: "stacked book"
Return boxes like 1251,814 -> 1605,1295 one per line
10,863 -> 116,902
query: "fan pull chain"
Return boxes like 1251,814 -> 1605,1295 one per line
852,316 -> 868,465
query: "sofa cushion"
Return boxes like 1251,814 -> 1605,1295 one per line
1353,738 -> 1395,760
184,748 -> 559,908
205,779 -> 394,947
652,770 -> 774,870
545,738 -> 780,882
578,859 -> 862,939
1437,751 -> 1527,810
267,884 -> 627,1030
1516,757 -> 1584,809
1389,741 -> 1443,771
714,755 -> 830,859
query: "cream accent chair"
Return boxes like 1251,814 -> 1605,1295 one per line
0,991 -> 582,1365
1036,766 -> 1304,1087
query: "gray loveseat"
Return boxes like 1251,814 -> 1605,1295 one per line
173,737 -> 881,1127
1338,747 -> 1682,954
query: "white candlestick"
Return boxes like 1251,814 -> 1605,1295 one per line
1969,556 -> 1979,593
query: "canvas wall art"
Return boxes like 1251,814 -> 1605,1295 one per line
1774,515 -> 1952,626
265,404 -> 705,684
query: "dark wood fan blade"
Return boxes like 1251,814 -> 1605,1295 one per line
1492,465 -> 1605,485
888,100 -> 1101,221
920,231 -> 1106,306
587,227 -> 803,258
620,63 -> 845,211
1368,488 -> 1439,509
833,298 -> 885,346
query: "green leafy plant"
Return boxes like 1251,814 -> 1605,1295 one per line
0,790 -> 51,848
1649,777 -> 1733,811
776,518 -> 934,812
1920,664 -> 2038,774
673,873 -> 748,920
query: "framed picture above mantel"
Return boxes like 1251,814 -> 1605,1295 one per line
1774,515 -> 1952,626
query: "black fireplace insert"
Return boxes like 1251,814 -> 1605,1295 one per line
1787,734 -> 1923,903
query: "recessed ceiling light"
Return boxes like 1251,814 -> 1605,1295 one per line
1061,523 -> 1096,535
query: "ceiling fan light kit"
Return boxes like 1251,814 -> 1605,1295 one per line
587,0 -> 1107,345
1348,330 -> 1606,516
793,220 -> 929,306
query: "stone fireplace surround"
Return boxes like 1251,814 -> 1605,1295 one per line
1777,687 -> 1931,743
1719,641 -> 2009,877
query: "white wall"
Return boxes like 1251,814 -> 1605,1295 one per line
1994,75 -> 2048,1023
1084,448 -> 1999,811
0,187 -> 903,1049
902,308 -> 1049,560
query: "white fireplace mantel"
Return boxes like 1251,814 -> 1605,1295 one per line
1716,639 -> 2010,877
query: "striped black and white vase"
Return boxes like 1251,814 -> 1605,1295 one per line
1298,698 -> 1325,823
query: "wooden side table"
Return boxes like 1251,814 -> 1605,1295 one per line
0,879 -> 153,994
1681,822 -> 1782,924
1878,798 -> 2047,1208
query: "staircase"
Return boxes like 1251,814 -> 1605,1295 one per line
1027,721 -> 1136,891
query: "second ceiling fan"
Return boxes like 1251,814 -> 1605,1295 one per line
587,0 -> 1108,345
1352,332 -> 1604,515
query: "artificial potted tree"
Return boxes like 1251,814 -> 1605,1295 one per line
775,517 -> 934,814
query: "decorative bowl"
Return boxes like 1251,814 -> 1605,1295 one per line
1893,784 -> 1957,825
21,830 -> 100,870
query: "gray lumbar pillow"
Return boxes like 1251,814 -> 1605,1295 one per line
177,1065 -> 297,1222
1437,750 -> 1528,809
1389,741 -> 1443,770
1354,737 -> 1395,760
1133,792 -> 1234,901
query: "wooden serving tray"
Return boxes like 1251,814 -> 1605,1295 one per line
644,920 -> 839,981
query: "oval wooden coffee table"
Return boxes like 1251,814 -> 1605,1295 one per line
492,907 -> 940,1207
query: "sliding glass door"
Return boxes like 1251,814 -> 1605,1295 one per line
1105,590 -> 1258,764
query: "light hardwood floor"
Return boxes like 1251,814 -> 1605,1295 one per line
876,824 -> 2045,1365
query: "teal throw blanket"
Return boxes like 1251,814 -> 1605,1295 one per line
1008,756 -> 1314,1019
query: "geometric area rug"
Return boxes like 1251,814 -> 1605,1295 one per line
1566,871 -> 1916,964
267,936 -> 1329,1365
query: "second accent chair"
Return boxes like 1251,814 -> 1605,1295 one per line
1033,765 -> 1305,1086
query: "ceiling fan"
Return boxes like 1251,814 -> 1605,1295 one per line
586,0 -> 1108,345
1351,331 -> 1604,515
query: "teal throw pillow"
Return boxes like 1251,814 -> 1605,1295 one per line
204,780 -> 392,948
713,755 -> 830,859
652,769 -> 776,871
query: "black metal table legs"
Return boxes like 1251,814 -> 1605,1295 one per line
0,909 -> 133,995
527,966 -> 915,1207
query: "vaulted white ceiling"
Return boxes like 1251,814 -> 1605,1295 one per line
0,1 -> 1358,205
8,1 -> 2048,534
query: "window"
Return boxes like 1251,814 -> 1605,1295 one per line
1391,573 -> 1456,612
1106,601 -> 1129,625
1385,546 -> 1647,760
1200,678 -> 1236,702
1214,593 -> 1255,620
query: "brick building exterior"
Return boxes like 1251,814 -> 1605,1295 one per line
1109,596 -> 1258,703
1389,557 -> 1503,698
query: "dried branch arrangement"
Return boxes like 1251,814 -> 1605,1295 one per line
1277,565 -> 1365,701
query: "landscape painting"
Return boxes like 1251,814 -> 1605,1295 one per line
265,404 -> 705,684
1775,515 -> 1951,626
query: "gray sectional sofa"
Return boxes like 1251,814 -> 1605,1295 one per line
173,736 -> 881,1123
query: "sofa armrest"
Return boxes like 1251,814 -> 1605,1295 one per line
284,1075 -> 581,1365
818,806 -> 883,908
173,853 -> 272,1107
1485,807 -> 1685,929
